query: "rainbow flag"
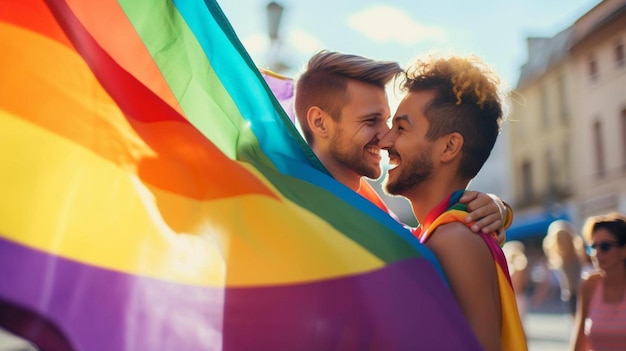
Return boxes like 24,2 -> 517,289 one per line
415,190 -> 528,350
0,0 -> 482,350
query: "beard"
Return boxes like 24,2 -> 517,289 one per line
384,146 -> 433,196
328,132 -> 381,180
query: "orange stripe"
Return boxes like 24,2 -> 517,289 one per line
0,0 -> 183,115
1,114 -> 383,286
64,0 -> 184,114
0,0 -> 72,48
0,22 -> 276,201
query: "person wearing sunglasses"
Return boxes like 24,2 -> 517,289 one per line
572,212 -> 626,351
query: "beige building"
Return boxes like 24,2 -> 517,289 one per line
507,28 -> 576,239
508,0 -> 626,238
569,0 -> 626,221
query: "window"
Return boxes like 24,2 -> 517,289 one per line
541,86 -> 550,127
545,149 -> 557,200
622,109 -> 626,168
521,160 -> 533,203
589,56 -> 599,82
563,140 -> 571,189
545,149 -> 556,181
593,120 -> 605,177
616,41 -> 625,67
557,75 -> 569,122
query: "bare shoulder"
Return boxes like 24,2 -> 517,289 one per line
428,222 -> 484,249
427,222 -> 491,259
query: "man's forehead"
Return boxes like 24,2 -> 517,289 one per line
393,91 -> 433,118
342,94 -> 390,117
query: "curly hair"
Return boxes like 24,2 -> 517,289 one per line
295,50 -> 402,144
402,54 -> 506,179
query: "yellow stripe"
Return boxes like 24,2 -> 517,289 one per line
496,266 -> 528,350
0,114 -> 383,286
0,21 -> 154,165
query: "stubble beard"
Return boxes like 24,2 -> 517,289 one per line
329,132 -> 381,180
384,147 -> 433,197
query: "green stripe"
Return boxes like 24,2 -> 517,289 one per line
117,0 -> 243,160
239,144 -> 423,263
116,0 -> 423,263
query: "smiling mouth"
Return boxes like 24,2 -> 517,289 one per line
386,151 -> 400,170
365,146 -> 381,158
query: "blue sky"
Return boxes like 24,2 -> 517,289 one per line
216,0 -> 601,87
215,0 -> 602,221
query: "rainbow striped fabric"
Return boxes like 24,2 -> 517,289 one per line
414,190 -> 528,350
0,1 -> 483,350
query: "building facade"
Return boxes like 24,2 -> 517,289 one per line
569,0 -> 626,221
508,0 -> 626,238
507,28 -> 576,239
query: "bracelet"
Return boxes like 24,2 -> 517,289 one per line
502,201 -> 514,230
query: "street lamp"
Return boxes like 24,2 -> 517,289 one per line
266,2 -> 283,42
266,2 -> 289,73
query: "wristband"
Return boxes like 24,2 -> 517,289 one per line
502,201 -> 514,230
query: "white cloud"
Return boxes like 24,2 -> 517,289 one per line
238,29 -> 323,75
348,5 -> 448,45
239,30 -> 322,59
288,29 -> 323,55
240,32 -> 269,58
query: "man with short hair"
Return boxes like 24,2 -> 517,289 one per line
294,50 -> 510,232
380,54 -> 527,350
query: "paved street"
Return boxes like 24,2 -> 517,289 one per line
526,311 -> 573,351
525,294 -> 574,351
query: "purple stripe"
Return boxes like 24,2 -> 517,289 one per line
222,259 -> 481,350
261,71 -> 296,123
0,237 -> 224,351
0,237 -> 481,350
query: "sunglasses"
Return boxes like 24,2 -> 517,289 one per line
586,241 -> 622,255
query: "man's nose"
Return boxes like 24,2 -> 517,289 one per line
378,129 -> 393,149
376,124 -> 390,139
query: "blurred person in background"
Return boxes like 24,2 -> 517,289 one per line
543,219 -> 584,317
572,212 -> 626,351
580,240 -> 597,279
503,241 -> 531,323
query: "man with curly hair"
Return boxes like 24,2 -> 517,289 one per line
294,50 -> 511,233
380,54 -> 527,351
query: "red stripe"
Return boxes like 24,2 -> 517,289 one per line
6,0 -> 278,201
44,0 -> 185,124
0,0 -> 73,49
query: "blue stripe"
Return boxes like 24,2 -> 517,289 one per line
172,0 -> 323,173
289,162 -> 447,281
172,0 -> 446,281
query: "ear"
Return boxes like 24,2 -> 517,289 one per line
306,106 -> 329,138
440,132 -> 463,163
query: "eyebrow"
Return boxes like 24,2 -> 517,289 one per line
362,113 -> 383,119
394,115 -> 410,123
